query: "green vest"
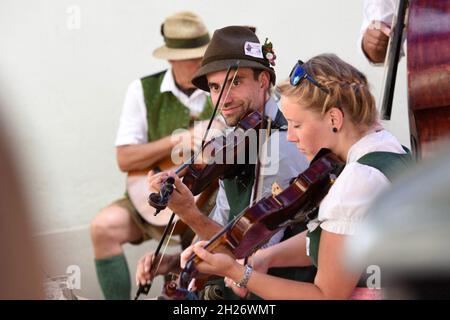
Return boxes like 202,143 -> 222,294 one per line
140,70 -> 214,142
307,148 -> 413,268
207,110 -> 317,300
124,71 -> 213,199
221,109 -> 291,219
222,108 -> 289,221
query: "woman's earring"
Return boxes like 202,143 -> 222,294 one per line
332,127 -> 338,133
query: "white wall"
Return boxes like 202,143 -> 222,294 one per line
0,0 -> 409,299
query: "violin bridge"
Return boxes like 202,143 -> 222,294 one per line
271,182 -> 282,196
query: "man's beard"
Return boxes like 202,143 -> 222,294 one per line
222,104 -> 249,127
224,114 -> 241,127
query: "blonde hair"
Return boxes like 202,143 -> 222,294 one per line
277,54 -> 377,128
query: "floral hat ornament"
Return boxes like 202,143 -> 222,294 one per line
262,38 -> 276,66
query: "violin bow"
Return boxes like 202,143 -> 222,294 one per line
133,213 -> 178,299
134,62 -> 241,300
199,61 -> 241,150
251,87 -> 272,205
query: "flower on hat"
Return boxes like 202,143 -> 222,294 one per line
262,38 -> 276,66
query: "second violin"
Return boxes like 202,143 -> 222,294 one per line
178,148 -> 345,293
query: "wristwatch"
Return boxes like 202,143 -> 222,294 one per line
234,265 -> 253,288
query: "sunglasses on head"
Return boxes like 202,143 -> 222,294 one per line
289,60 -> 329,94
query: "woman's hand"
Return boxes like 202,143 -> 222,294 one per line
249,249 -> 271,275
180,241 -> 257,298
179,243 -> 275,298
180,241 -> 240,278
223,259 -> 249,298
222,249 -> 271,298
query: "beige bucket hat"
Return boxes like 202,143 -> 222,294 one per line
153,11 -> 210,61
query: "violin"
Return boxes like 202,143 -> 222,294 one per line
181,110 -> 265,195
148,107 -> 272,211
135,62 -> 270,299
169,148 -> 345,298
137,108 -> 275,300
127,157 -> 218,238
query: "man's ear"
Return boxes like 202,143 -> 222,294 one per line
258,71 -> 271,89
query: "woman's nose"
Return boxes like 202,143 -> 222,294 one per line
286,125 -> 298,142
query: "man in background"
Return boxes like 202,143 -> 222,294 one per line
90,11 -> 213,300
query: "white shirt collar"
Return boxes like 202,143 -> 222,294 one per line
346,129 -> 405,163
160,68 -> 204,100
264,96 -> 279,121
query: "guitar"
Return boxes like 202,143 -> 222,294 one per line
127,157 -> 218,238
126,118 -> 224,239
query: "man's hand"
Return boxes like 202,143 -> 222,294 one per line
147,170 -> 197,218
147,169 -> 222,239
135,252 -> 180,286
362,20 -> 391,64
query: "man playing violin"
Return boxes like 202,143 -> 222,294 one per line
90,11 -> 214,300
138,26 -> 315,299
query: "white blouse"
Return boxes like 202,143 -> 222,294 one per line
307,130 -> 406,236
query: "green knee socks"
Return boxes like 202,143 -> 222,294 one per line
95,254 -> 131,300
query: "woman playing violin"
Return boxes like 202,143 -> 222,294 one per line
136,26 -> 314,299
180,53 -> 411,299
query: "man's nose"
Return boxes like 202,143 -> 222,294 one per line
222,89 -> 234,105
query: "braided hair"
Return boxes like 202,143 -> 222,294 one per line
277,54 -> 378,130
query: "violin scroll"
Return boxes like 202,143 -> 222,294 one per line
148,176 -> 175,215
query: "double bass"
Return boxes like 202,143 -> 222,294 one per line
381,0 -> 450,159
